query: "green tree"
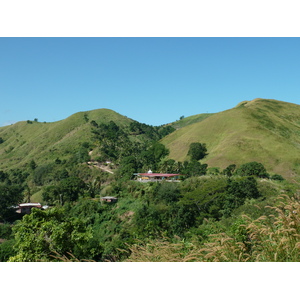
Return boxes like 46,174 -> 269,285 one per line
9,207 -> 94,262
235,162 -> 269,178
270,174 -> 284,181
29,159 -> 37,170
222,164 -> 236,177
180,177 -> 227,222
0,183 -> 23,222
116,156 -> 140,181
222,176 -> 260,217
58,177 -> 86,204
187,143 -> 208,161
42,185 -> 61,205
185,160 -> 207,177
141,142 -> 169,170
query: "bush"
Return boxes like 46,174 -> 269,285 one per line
271,174 -> 284,181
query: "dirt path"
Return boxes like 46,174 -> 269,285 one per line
88,150 -> 114,174
87,161 -> 114,174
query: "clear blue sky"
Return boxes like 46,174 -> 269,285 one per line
1,37 -> 300,127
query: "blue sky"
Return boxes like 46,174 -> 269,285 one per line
1,37 -> 300,127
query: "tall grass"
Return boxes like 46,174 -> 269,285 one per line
126,193 -> 300,262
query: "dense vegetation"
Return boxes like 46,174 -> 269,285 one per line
1,99 -> 300,262
0,145 -> 297,262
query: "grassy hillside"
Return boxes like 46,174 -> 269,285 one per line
170,113 -> 214,129
161,98 -> 300,180
0,109 -> 134,170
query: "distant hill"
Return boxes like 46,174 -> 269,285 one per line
161,98 -> 300,180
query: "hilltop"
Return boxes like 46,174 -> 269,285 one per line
161,98 -> 300,180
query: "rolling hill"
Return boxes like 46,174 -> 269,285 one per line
161,98 -> 300,180
1,98 -> 300,181
0,109 -> 135,170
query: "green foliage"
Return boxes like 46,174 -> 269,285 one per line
222,176 -> 260,217
235,161 -> 269,178
0,171 -> 9,183
184,160 -> 208,177
0,183 -> 23,222
153,182 -> 180,204
187,142 -> 208,161
140,142 -> 169,170
42,185 -> 61,205
133,204 -> 166,239
226,176 -> 260,200
180,177 -> 227,223
7,168 -> 29,185
270,174 -> 284,181
58,177 -> 86,203
0,223 -> 13,239
116,156 -> 140,181
29,159 -> 37,170
0,137 -> 4,144
10,207 -> 94,262
129,121 -> 175,139
0,239 -> 16,262
222,164 -> 236,177
74,147 -> 90,164
207,167 -> 220,175
33,164 -> 55,185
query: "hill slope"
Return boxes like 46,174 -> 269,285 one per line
169,113 -> 214,129
161,98 -> 300,179
0,109 -> 134,170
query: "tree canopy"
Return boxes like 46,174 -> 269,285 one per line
187,143 -> 208,161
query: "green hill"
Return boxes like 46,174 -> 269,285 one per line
0,109 -> 134,170
161,98 -> 300,180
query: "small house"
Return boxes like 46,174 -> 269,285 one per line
16,203 -> 43,214
101,196 -> 118,203
135,170 -> 181,182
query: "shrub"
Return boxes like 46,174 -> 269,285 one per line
271,174 -> 284,181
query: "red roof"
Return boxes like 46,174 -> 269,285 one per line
138,173 -> 180,177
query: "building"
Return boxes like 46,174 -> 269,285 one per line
135,170 -> 181,182
101,196 -> 118,203
16,203 -> 43,214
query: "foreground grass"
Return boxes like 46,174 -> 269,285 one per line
125,193 -> 300,262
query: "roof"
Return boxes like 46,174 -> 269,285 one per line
19,203 -> 42,207
137,173 -> 180,177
